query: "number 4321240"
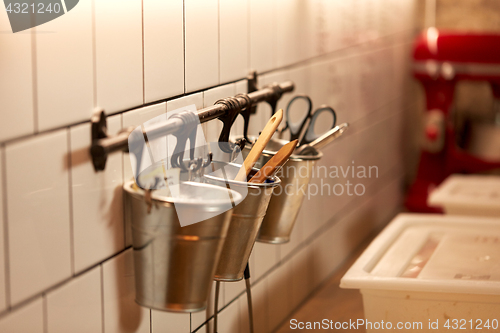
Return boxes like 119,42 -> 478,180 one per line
444,319 -> 499,330
5,2 -> 62,14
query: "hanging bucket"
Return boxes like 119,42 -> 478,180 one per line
123,181 -> 241,312
204,162 -> 281,281
243,138 -> 323,244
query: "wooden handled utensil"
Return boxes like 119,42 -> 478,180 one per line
249,139 -> 298,183
234,109 -> 283,182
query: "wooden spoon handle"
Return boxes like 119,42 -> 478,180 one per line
249,139 -> 298,183
234,109 -> 283,182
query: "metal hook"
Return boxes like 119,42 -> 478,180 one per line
169,111 -> 199,172
216,97 -> 242,153
235,93 -> 253,143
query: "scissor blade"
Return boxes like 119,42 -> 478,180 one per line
301,123 -> 349,151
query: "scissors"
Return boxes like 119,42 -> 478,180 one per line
284,95 -> 337,146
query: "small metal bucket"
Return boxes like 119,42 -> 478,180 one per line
123,180 -> 241,312
204,162 -> 281,281
243,138 -> 323,244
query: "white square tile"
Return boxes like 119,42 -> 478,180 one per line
70,115 -> 124,273
6,130 -> 71,305
0,298 -> 44,333
143,0 -> 184,103
102,249 -> 150,333
267,262 -> 293,331
279,214 -> 303,260
203,84 -> 236,143
0,8 -> 34,141
249,278 -> 268,333
35,0 -> 93,131
249,0 -> 275,72
151,310 -> 190,333
251,240 -> 279,281
238,295 -> 250,333
166,93 -> 204,113
185,0 -> 219,92
218,296 -> 240,333
291,245 -> 313,308
223,280 -> 245,307
219,0 -> 248,83
46,267 -> 102,333
0,149 -> 5,312
95,0 -> 143,112
191,281 -> 216,331
275,0 -> 313,67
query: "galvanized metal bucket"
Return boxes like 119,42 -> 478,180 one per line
204,162 -> 281,281
123,180 -> 241,312
243,138 -> 323,244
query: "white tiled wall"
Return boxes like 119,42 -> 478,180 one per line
94,0 -> 143,112
185,0 -> 219,92
143,0 -> 184,103
46,267 -> 102,333
0,0 -> 417,332
5,130 -> 71,305
0,9 -> 34,140
35,0 -> 94,131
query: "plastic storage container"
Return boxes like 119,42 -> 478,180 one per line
341,213 -> 500,333
428,174 -> 500,217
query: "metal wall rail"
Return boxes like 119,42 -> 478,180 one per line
90,80 -> 295,171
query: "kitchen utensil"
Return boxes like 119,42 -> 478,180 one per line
284,95 -> 337,146
294,123 -> 349,155
249,139 -> 298,183
234,109 -> 283,181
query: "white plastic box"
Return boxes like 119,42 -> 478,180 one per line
428,174 -> 500,217
341,214 -> 500,333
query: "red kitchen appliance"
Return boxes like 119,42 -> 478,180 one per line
406,28 -> 500,213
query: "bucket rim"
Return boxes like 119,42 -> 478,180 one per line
243,137 -> 323,161
123,180 -> 243,206
204,162 -> 282,188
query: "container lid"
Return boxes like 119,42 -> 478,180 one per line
341,213 -> 500,295
428,174 -> 500,210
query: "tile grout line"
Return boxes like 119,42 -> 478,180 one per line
141,0 -> 145,104
183,0 -> 186,94
91,0 -> 98,107
67,129 -> 75,276
247,0 -> 251,70
42,295 -> 48,333
1,147 -> 11,309
217,0 -> 221,85
100,265 -> 105,333
31,26 -> 38,134
120,114 -> 127,249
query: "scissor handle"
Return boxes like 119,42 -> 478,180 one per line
285,95 -> 313,141
300,106 -> 337,145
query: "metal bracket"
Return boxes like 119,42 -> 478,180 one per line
239,70 -> 259,142
90,109 -> 108,171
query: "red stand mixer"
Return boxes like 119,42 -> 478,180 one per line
406,28 -> 500,213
